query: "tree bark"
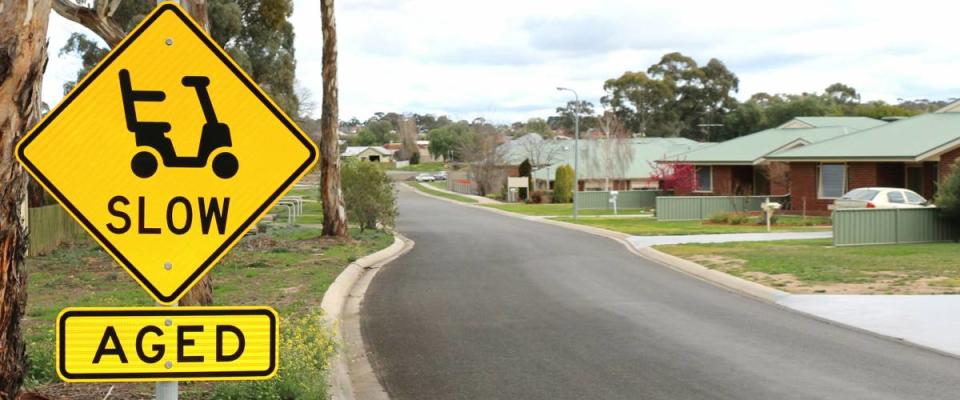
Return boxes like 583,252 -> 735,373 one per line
52,0 -> 125,47
0,1 -> 51,398
320,0 -> 348,237
176,0 -> 212,306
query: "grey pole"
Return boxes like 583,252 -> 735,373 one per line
557,87 -> 580,219
154,2 -> 179,399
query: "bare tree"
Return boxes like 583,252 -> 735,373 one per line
761,161 -> 790,194
460,132 -> 506,196
518,134 -> 564,169
320,0 -> 348,236
582,112 -> 635,190
52,0 -> 125,47
294,80 -> 316,124
1,2 -> 51,397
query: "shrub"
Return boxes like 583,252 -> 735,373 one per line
410,151 -> 420,165
529,190 -> 545,204
708,211 -> 750,225
553,164 -> 575,203
341,159 -> 397,232
728,213 -> 750,225
937,161 -> 960,225
213,311 -> 335,399
709,212 -> 732,224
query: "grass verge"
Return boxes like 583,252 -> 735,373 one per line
655,239 -> 960,294
552,215 -> 831,236
407,182 -> 478,203
483,203 -> 648,216
24,226 -> 393,399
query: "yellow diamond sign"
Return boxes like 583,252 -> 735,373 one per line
17,3 -> 317,304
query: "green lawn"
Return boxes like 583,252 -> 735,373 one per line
407,182 -> 478,203
655,239 -> 960,294
483,203 -> 649,216
391,161 -> 445,172
24,225 -> 392,398
552,215 -> 831,236
427,181 -> 448,190
270,186 -> 324,225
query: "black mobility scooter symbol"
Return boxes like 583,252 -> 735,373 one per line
119,69 -> 239,179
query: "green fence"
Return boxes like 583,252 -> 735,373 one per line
832,208 -> 957,246
574,190 -> 668,210
28,204 -> 85,256
655,195 -> 788,221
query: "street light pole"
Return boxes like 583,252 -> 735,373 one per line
557,87 -> 580,219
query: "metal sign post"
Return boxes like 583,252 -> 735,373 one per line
156,302 -> 178,400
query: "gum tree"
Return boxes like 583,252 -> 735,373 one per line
0,2 -> 52,396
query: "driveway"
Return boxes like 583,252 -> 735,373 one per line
360,187 -> 960,400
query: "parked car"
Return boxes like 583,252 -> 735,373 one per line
832,187 -> 933,209
415,173 -> 436,182
433,171 -> 448,181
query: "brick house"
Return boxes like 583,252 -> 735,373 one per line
767,107 -> 960,214
524,137 -> 709,191
664,117 -> 886,196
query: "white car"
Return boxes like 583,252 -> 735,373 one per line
415,173 -> 436,182
833,187 -> 933,209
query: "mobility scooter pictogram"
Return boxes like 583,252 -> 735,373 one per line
119,69 -> 239,179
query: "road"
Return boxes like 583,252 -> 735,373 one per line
360,187 -> 960,400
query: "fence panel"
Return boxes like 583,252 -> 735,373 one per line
28,204 -> 85,256
574,192 -> 610,209
832,208 -> 957,246
574,191 -> 667,210
655,197 -> 705,221
656,195 -> 788,221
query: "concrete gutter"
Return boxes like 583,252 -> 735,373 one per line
322,232 -> 415,400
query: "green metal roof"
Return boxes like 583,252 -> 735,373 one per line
786,116 -> 887,131
529,137 -> 705,181
769,113 -> 960,161
669,126 -> 853,164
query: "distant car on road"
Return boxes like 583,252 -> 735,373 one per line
433,171 -> 448,181
415,173 -> 436,182
833,187 -> 933,209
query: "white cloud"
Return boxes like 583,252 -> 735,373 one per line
43,0 -> 960,124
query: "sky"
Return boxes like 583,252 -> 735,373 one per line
43,0 -> 960,124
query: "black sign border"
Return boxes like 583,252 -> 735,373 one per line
17,3 -> 317,304
58,308 -> 278,380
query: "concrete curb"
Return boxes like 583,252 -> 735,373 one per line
403,183 -> 788,303
322,232 -> 415,400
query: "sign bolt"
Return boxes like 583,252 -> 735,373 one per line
165,318 -> 173,327
165,38 -> 173,46
165,361 -> 173,369
164,262 -> 172,271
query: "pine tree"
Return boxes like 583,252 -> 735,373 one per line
553,165 -> 575,203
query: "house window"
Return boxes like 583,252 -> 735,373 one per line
695,166 -> 712,192
818,164 -> 846,199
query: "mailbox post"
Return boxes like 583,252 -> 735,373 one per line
761,197 -> 782,233
609,191 -> 619,216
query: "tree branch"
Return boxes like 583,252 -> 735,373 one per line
52,0 -> 125,47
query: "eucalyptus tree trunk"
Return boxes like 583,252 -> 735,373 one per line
0,1 -> 52,398
320,0 -> 348,237
175,0 -> 212,307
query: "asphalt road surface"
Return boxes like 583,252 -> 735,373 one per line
361,187 -> 960,400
